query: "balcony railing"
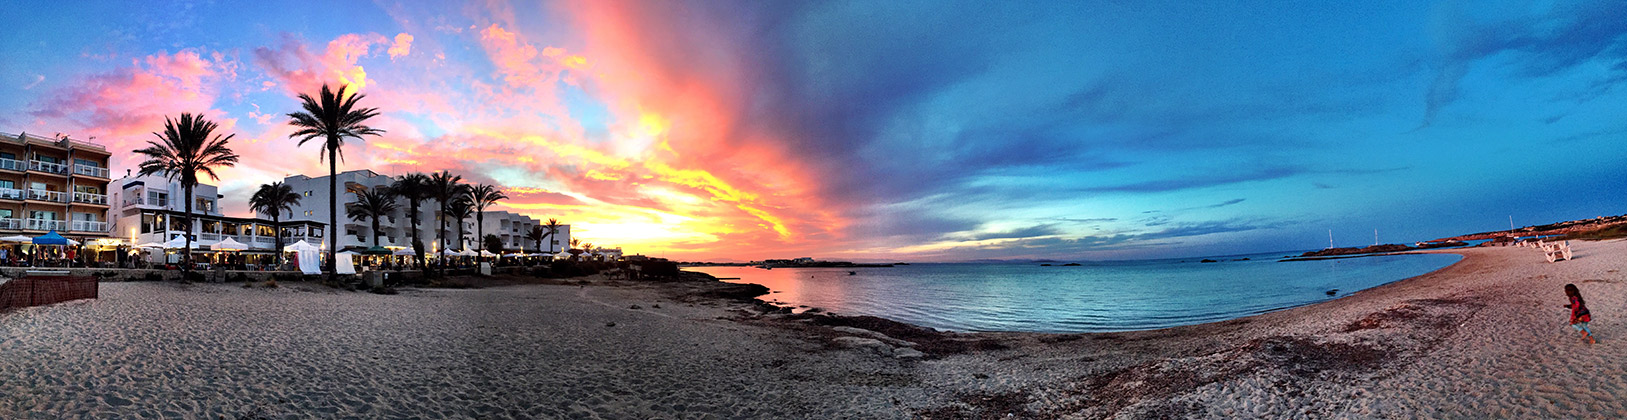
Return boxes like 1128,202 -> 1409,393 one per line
27,189 -> 67,203
0,218 -> 19,229
0,188 -> 20,201
72,164 -> 110,178
29,160 -> 68,175
25,219 -> 66,231
70,220 -> 107,232
0,158 -> 23,172
254,237 -> 275,244
72,191 -> 108,205
200,233 -> 222,241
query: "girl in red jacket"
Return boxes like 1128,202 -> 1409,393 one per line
1565,284 -> 1596,344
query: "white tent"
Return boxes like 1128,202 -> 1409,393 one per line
136,242 -> 165,249
337,250 -> 360,256
502,253 -> 525,258
479,250 -> 498,258
335,252 -> 356,275
283,240 -> 320,253
0,235 -> 32,242
211,237 -> 249,251
163,235 -> 210,249
392,248 -> 416,256
296,250 -> 322,275
459,249 -> 478,257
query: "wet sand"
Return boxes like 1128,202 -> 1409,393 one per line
3,239 -> 1624,418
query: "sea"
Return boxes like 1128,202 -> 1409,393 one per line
687,251 -> 1463,333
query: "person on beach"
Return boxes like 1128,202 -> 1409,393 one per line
1564,284 -> 1597,344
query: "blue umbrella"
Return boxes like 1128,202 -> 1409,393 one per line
32,230 -> 68,246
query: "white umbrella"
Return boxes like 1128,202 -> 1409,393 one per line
136,242 -> 165,249
458,249 -> 477,257
211,237 -> 248,251
162,235 -> 207,249
0,235 -> 32,242
479,250 -> 497,258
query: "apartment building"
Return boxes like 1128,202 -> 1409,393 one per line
110,170 -> 325,251
0,132 -> 114,243
278,169 -> 570,254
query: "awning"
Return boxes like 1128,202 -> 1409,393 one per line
361,246 -> 393,256
0,235 -> 33,243
392,248 -> 417,256
283,240 -> 320,253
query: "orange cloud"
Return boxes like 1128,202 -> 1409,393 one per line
388,33 -> 414,59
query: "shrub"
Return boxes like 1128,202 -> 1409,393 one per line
142,272 -> 165,282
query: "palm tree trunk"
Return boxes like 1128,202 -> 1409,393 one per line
272,214 -> 283,267
372,217 -> 381,247
476,211 -> 484,253
327,144 -> 337,282
183,184 -> 193,277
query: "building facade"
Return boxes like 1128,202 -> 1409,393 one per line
277,169 -> 570,254
0,132 -> 114,243
110,171 -> 324,251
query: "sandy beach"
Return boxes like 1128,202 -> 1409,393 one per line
3,240 -> 1626,418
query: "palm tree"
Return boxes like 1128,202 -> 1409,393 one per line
345,185 -> 398,248
446,196 -> 473,251
287,83 -> 385,279
427,171 -> 464,261
541,218 -> 562,253
249,182 -> 302,266
568,238 -> 584,261
582,242 -> 595,261
391,173 -> 430,268
134,113 -> 241,277
466,184 -> 508,253
525,225 -> 545,254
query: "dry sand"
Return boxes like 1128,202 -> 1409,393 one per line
3,239 -> 1625,418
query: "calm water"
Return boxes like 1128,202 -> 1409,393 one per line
688,252 -> 1462,333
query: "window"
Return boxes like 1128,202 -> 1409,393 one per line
29,210 -> 56,220
169,215 -> 188,232
73,185 -> 99,194
303,210 -> 314,216
304,191 -> 312,197
30,182 -> 46,191
75,213 -> 95,222
0,180 -> 13,190
73,158 -> 99,168
141,214 -> 160,233
196,198 -> 214,213
311,227 -> 324,238
148,191 -> 168,207
0,209 -> 12,220
34,155 -> 60,164
0,152 -> 14,160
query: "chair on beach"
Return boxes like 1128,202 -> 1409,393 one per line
1542,241 -> 1573,263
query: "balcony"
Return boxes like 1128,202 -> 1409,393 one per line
72,164 -> 110,178
0,158 -> 23,172
70,220 -> 107,232
27,189 -> 67,203
0,218 -> 19,229
72,191 -> 108,205
29,160 -> 68,175
25,219 -> 66,231
200,233 -> 222,241
0,188 -> 20,201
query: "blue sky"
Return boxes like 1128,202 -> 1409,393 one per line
1,1 -> 1624,261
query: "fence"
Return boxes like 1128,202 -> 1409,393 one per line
0,275 -> 98,310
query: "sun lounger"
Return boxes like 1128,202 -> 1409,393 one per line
1542,241 -> 1573,262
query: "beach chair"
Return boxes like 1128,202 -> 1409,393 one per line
1542,241 -> 1573,263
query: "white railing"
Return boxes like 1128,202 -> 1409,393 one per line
254,237 -> 275,244
25,219 -> 66,231
0,218 -> 19,229
29,160 -> 67,175
70,220 -> 107,232
0,188 -> 20,200
0,158 -> 23,172
72,164 -> 110,178
72,191 -> 107,205
27,189 -> 67,203
200,233 -> 222,241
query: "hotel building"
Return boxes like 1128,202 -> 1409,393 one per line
110,171 -> 325,253
0,132 -> 114,243
276,169 -> 569,254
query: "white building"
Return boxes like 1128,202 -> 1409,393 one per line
470,210 -> 570,254
110,170 -> 324,251
278,169 -> 570,254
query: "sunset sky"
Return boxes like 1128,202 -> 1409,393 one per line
2,1 -> 1626,261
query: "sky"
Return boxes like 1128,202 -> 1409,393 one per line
1,1 -> 1625,262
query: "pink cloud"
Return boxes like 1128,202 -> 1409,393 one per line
26,49 -> 226,154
